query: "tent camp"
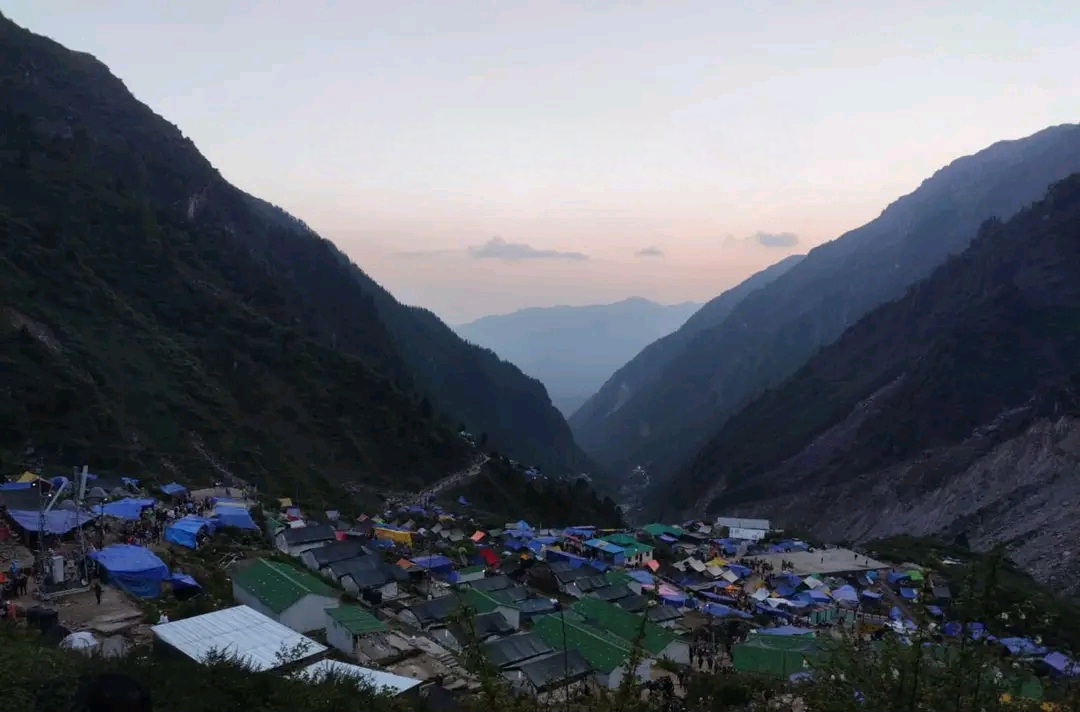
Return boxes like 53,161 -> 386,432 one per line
99,498 -> 156,521
89,544 -> 169,598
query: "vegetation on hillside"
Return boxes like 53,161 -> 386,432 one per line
580,123 -> 1080,487
442,457 -> 625,529
662,174 -> 1080,519
0,12 -> 592,494
0,18 -> 469,493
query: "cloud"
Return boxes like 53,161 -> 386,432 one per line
467,236 -> 588,261
749,231 -> 799,248
635,246 -> 664,257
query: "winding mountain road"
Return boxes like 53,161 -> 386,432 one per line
396,454 -> 490,508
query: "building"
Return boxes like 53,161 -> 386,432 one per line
571,598 -> 689,664
295,659 -> 422,700
504,650 -> 592,696
324,605 -> 388,658
274,523 -> 337,556
714,517 -> 771,541
328,556 -> 401,601
582,539 -> 625,567
397,594 -> 464,631
299,540 -> 370,573
231,559 -> 340,633
151,605 -> 327,672
482,632 -> 553,669
601,533 -> 654,567
532,614 -> 652,690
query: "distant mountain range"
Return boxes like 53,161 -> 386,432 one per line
0,13 -> 595,503
456,298 -> 700,416
570,123 -> 1080,491
665,174 -> 1080,593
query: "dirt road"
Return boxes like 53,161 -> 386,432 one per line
400,455 -> 489,507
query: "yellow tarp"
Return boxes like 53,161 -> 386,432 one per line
707,557 -> 727,567
278,497 -> 293,507
17,472 -> 41,483
374,527 -> 413,545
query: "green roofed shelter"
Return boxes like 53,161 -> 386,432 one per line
571,598 -> 689,663
641,523 -> 684,539
231,558 -> 340,633
325,605 -> 387,657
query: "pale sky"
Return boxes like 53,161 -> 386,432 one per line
5,1 -> 1079,322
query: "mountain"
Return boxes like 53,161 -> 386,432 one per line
569,255 -> 803,439
0,14 -> 591,498
571,124 -> 1080,485
665,175 -> 1080,591
456,298 -> 700,416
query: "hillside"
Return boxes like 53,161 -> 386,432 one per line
569,255 -> 803,449
0,14 -> 593,485
456,298 -> 700,416
571,123 -> 1080,483
667,175 -> 1080,591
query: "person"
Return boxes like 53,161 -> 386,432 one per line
92,580 -> 103,605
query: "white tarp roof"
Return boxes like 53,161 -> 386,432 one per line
714,517 -> 770,531
295,659 -> 422,695
151,605 -> 326,672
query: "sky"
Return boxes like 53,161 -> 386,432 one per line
5,1 -> 1080,323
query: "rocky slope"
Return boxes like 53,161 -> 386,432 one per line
0,13 -> 594,485
573,124 -> 1080,483
666,175 -> 1080,591
457,297 -> 701,416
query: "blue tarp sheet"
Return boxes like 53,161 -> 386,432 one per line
887,571 -> 909,585
160,482 -> 186,495
100,498 -> 156,521
164,515 -> 216,548
121,477 -> 140,488
727,564 -> 752,578
0,482 -> 33,491
999,637 -> 1047,657
899,587 -> 917,599
759,625 -> 813,636
169,573 -> 201,590
7,508 -> 97,534
457,496 -> 469,505
832,585 -> 859,603
214,507 -> 258,530
926,605 -> 943,616
701,591 -> 738,604
513,520 -> 532,531
89,544 -> 168,598
410,555 -> 453,570
890,606 -> 903,621
627,570 -> 655,586
861,590 -> 882,600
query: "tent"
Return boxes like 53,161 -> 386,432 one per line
169,572 -> 203,600
100,498 -> 156,521
165,515 -> 217,548
6,508 -> 97,534
61,632 -> 101,655
160,482 -> 187,496
89,544 -> 169,598
213,506 -> 258,530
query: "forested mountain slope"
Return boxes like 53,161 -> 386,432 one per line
665,176 -> 1080,591
569,255 -> 803,446
574,123 -> 1080,483
0,14 -> 589,497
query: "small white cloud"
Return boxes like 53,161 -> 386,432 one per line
468,236 -> 588,261
635,246 -> 664,257
750,231 -> 799,248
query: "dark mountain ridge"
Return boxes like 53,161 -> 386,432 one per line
457,297 -> 701,417
663,175 -> 1080,589
573,123 -> 1080,484
569,255 -> 804,457
0,15 -> 591,495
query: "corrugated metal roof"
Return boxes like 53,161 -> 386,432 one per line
152,605 -> 326,671
326,605 -> 387,635
517,650 -> 591,690
233,559 -> 338,613
533,614 -> 629,674
483,632 -> 553,668
295,659 -> 422,695
572,598 -> 677,655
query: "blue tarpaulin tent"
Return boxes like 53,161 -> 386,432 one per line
0,482 -> 33,491
899,587 -> 918,600
410,555 -> 453,571
7,508 -> 97,534
100,498 -> 156,521
89,544 -> 169,598
160,482 -> 186,495
213,506 -> 258,530
164,515 -> 217,548
832,585 -> 859,604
